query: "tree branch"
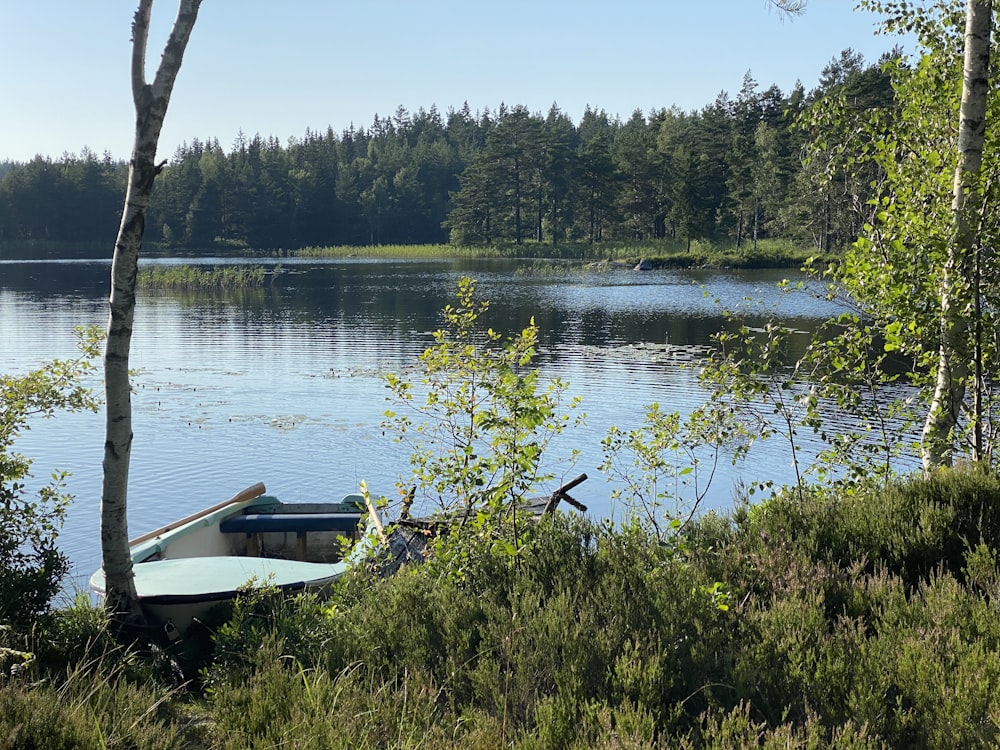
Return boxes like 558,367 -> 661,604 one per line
766,0 -> 807,16
130,0 -> 152,107
150,0 -> 202,102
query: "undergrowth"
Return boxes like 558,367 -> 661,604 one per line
8,467 -> 1000,747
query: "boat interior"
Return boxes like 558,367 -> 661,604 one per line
130,490 -> 365,565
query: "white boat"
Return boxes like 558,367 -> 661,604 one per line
89,482 -> 364,637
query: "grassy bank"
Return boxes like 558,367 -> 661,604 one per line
4,468 -> 1000,747
287,238 -> 830,269
2,239 -> 833,269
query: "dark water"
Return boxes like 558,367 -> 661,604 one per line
1,256 -> 846,588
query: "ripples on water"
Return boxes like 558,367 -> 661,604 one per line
1,257 -> 881,587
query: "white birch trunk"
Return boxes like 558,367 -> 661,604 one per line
101,0 -> 201,622
921,0 -> 992,471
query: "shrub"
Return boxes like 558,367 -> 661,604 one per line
734,467 -> 1000,588
202,515 -> 732,746
0,328 -> 100,633
382,276 -> 583,578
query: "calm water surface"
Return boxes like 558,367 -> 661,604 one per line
1,257 -> 845,588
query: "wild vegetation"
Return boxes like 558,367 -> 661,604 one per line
138,263 -> 271,290
287,237 -> 825,268
0,328 -> 101,632
4,469 -> 1000,747
0,49 -> 892,258
6,1 -> 1000,747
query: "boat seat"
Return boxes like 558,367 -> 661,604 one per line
219,512 -> 361,535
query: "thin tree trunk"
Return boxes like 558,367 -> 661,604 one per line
921,0 -> 991,471
551,192 -> 559,245
587,183 -> 597,245
753,197 -> 760,253
102,0 -> 201,624
513,155 -> 522,244
536,174 -> 543,243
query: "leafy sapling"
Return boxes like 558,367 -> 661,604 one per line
0,327 -> 101,632
383,277 -> 583,572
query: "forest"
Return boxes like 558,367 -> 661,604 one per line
0,48 -> 893,256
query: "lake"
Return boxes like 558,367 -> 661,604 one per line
1,256 -> 846,589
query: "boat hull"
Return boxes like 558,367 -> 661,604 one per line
90,555 -> 348,634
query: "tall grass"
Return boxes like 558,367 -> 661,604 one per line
286,239 -> 826,268
292,244 -> 485,259
0,597 -> 191,748
138,264 -> 272,290
571,237 -> 828,268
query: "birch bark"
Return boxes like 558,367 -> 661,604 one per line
921,0 -> 992,471
101,0 -> 201,622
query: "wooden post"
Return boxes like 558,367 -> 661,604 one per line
543,473 -> 588,515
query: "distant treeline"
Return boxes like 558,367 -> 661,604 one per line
0,49 -> 895,257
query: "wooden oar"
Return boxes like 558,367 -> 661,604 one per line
128,481 -> 267,546
364,494 -> 389,546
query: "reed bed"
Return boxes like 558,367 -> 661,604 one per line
291,243 -> 485,259
138,264 -> 271,290
286,239 -> 824,268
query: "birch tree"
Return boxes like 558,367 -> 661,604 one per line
820,1 -> 1000,471
922,0 -> 992,469
102,0 -> 201,623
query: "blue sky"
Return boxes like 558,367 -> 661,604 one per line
0,1 -> 907,163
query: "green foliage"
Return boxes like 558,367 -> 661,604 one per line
2,59 -> 896,257
6,470 -> 1000,745
206,644 -> 454,749
0,151 -> 125,255
196,469 -> 1000,746
810,3 -> 1000,465
0,327 -> 101,632
383,277 -> 582,570
0,594 -> 189,750
693,467 -> 1000,747
700,316 -> 813,495
204,586 -> 332,689
739,466 -> 1000,590
24,593 -> 117,675
601,400 -> 745,540
291,237 -> 825,268
828,44 -> 958,378
202,515 -> 731,748
800,311 -> 920,487
636,281 -> 919,514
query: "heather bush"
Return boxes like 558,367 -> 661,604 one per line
8,467 -> 1000,747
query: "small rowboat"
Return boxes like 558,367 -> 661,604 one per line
89,482 -> 364,637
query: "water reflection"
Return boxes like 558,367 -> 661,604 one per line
2,256 -> 855,586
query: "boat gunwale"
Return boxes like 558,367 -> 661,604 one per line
129,481 -> 268,548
